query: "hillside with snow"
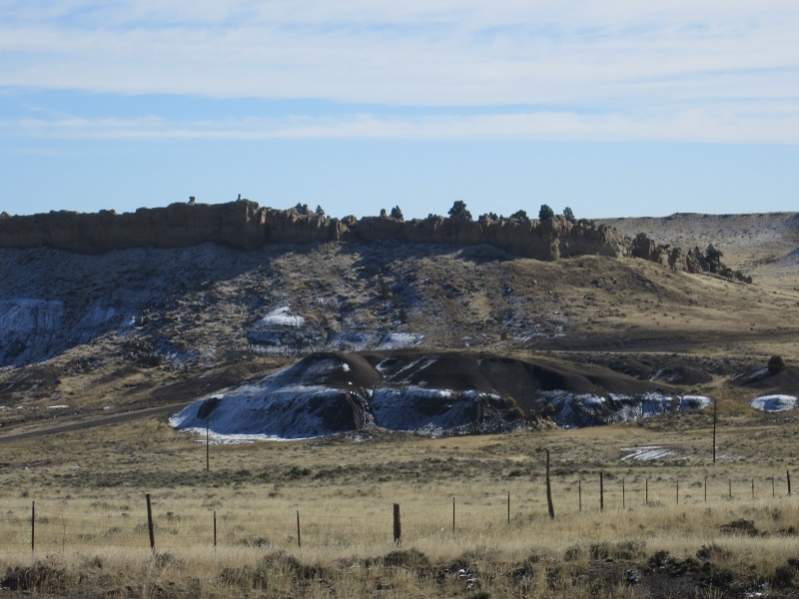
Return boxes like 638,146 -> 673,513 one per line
169,352 -> 714,440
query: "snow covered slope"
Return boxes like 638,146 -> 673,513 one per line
171,352 -> 712,440
0,298 -> 131,366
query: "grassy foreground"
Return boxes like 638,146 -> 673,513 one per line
1,410 -> 799,597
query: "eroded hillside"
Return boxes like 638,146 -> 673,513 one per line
601,212 -> 799,281
2,238 -> 799,434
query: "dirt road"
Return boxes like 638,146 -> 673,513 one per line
0,402 -> 187,444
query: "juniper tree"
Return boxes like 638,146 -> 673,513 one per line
448,200 -> 472,221
538,204 -> 555,220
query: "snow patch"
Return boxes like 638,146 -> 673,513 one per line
247,306 -> 321,353
621,446 -> 675,461
750,395 -> 797,413
0,297 -> 133,366
371,386 -> 466,432
539,391 -> 711,427
170,383 -> 359,439
259,306 -> 305,328
328,330 -> 376,351
76,303 -> 119,330
0,298 -> 64,365
384,356 -> 437,383
182,428 -> 311,444
377,332 -> 423,349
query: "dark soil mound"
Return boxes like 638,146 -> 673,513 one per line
360,351 -> 677,416
652,366 -> 712,386
585,355 -> 713,386
174,350 -> 701,439
734,365 -> 799,395
279,351 -> 382,389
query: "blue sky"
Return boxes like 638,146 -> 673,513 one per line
1,1 -> 797,218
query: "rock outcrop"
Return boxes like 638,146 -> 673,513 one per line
0,200 -> 750,281
0,201 -> 268,253
0,200 -> 625,261
351,213 -> 624,260
627,233 -> 751,283
684,244 -> 752,283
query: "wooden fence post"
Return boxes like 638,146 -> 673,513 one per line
393,504 -> 401,544
622,478 -> 625,509
788,471 -> 792,496
507,492 -> 510,525
772,477 -> 776,498
544,449 -> 555,520
712,397 -> 717,464
31,500 -> 35,554
752,479 -> 755,500
728,480 -> 732,499
704,476 -> 708,502
146,494 -> 155,554
645,478 -> 649,506
206,421 -> 210,473
296,510 -> 301,548
578,479 -> 582,512
599,472 -> 604,512
676,480 -> 679,505
213,510 -> 217,550
452,497 -> 456,532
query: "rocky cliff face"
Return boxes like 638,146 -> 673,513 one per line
0,200 -> 747,281
0,201 -> 268,253
0,200 -> 624,261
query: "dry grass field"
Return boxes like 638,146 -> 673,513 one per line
2,400 -> 799,598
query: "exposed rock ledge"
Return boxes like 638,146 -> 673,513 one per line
0,200 -> 748,280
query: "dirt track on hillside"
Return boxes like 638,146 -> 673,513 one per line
0,401 -> 187,444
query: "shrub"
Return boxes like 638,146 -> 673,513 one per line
768,355 -> 786,375
383,548 -> 431,569
448,200 -> 472,221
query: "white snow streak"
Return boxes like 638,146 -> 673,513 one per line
750,395 -> 797,413
259,306 -> 305,328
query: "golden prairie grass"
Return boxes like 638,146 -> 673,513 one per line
2,489 -> 798,597
0,413 -> 798,596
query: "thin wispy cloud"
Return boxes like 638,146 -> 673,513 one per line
0,1 -> 797,142
7,103 -> 799,144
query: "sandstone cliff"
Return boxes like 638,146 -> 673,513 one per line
0,200 -> 624,260
0,200 -> 747,280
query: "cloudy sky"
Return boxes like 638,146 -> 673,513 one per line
1,0 -> 797,217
